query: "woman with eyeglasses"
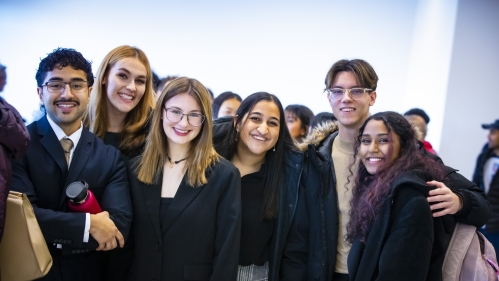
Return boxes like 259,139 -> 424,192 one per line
212,92 -> 303,281
128,77 -> 241,281
82,45 -> 155,280
84,45 -> 155,161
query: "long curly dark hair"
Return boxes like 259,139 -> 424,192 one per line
346,111 -> 445,243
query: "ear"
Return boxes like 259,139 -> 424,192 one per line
37,87 -> 43,103
102,76 -> 107,85
369,91 -> 377,106
233,115 -> 239,130
87,86 -> 92,101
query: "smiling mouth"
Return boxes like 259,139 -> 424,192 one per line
174,128 -> 189,134
251,135 -> 268,141
366,157 -> 383,162
340,108 -> 355,112
119,93 -> 134,100
54,100 -> 79,108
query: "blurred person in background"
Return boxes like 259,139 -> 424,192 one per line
404,108 -> 437,155
473,119 -> 499,260
285,104 -> 314,143
212,91 -> 242,119
309,112 -> 336,134
154,75 -> 178,99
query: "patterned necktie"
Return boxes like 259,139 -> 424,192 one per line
60,138 -> 74,164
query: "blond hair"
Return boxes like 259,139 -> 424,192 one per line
83,45 -> 155,153
138,77 -> 219,186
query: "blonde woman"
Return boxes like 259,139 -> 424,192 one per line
128,77 -> 241,281
84,45 -> 155,159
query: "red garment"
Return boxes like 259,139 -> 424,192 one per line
423,140 -> 437,155
0,98 -> 29,241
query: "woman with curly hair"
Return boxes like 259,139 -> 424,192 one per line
346,111 -> 488,281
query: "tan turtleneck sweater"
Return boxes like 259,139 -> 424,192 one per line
332,135 -> 359,274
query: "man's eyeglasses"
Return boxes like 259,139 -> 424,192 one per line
41,81 -> 89,94
164,108 -> 206,127
324,88 -> 373,100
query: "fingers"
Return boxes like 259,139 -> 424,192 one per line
426,180 -> 446,188
116,230 -> 125,248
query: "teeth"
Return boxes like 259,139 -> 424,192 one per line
58,104 -> 74,108
175,128 -> 188,133
341,108 -> 354,112
368,158 -> 382,162
252,135 -> 266,141
119,93 -> 133,100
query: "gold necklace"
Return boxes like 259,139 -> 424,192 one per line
167,155 -> 188,168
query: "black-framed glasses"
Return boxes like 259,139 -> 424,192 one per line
41,81 -> 88,94
324,88 -> 373,100
164,108 -> 206,127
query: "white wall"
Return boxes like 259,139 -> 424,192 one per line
440,0 -> 499,179
1,0 -> 498,179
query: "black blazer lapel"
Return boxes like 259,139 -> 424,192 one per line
59,127 -> 93,209
38,116 -> 67,174
143,179 -> 162,240
161,175 -> 203,234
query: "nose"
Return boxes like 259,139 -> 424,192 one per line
368,142 -> 379,153
257,123 -> 269,135
126,80 -> 136,91
179,114 -> 190,127
340,90 -> 353,102
60,84 -> 74,99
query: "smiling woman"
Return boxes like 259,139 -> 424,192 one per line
83,45 -> 155,159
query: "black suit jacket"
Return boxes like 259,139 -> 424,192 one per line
128,157 -> 241,281
11,116 -> 132,281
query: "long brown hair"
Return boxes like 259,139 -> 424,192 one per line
83,45 -> 155,154
137,77 -> 219,186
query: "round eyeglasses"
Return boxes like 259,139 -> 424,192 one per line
164,108 -> 206,127
324,88 -> 373,100
42,81 -> 89,94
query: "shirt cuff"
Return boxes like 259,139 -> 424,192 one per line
83,213 -> 90,243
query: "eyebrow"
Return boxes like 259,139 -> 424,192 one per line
250,112 -> 280,122
168,106 -> 202,113
362,133 -> 389,137
47,77 -> 86,82
118,68 -> 147,79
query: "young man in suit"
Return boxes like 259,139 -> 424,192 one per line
11,48 -> 132,281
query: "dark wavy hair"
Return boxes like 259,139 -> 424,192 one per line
213,92 -> 296,219
346,111 -> 445,243
35,48 -> 94,87
212,91 -> 242,118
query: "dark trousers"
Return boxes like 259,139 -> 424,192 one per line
479,228 -> 499,261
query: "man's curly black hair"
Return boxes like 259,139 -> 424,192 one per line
35,48 -> 94,87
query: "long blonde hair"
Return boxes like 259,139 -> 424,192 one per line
138,77 -> 219,187
83,45 -> 155,153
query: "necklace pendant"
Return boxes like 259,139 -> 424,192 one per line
169,162 -> 174,168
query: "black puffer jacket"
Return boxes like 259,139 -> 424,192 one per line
0,98 -> 29,241
472,147 -> 499,232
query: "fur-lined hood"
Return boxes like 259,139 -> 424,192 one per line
296,121 -> 339,152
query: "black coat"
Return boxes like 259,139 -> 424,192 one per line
472,147 -> 499,232
348,170 -> 451,281
281,123 -> 491,281
11,116 -> 132,281
212,116 -> 305,281
127,157 -> 241,281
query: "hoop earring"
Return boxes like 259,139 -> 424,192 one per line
235,131 -> 239,142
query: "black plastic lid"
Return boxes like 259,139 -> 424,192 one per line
66,181 -> 88,203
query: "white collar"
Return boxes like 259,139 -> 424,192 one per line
46,115 -> 83,149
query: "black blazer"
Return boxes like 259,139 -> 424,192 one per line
11,116 -> 132,281
128,157 -> 241,281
